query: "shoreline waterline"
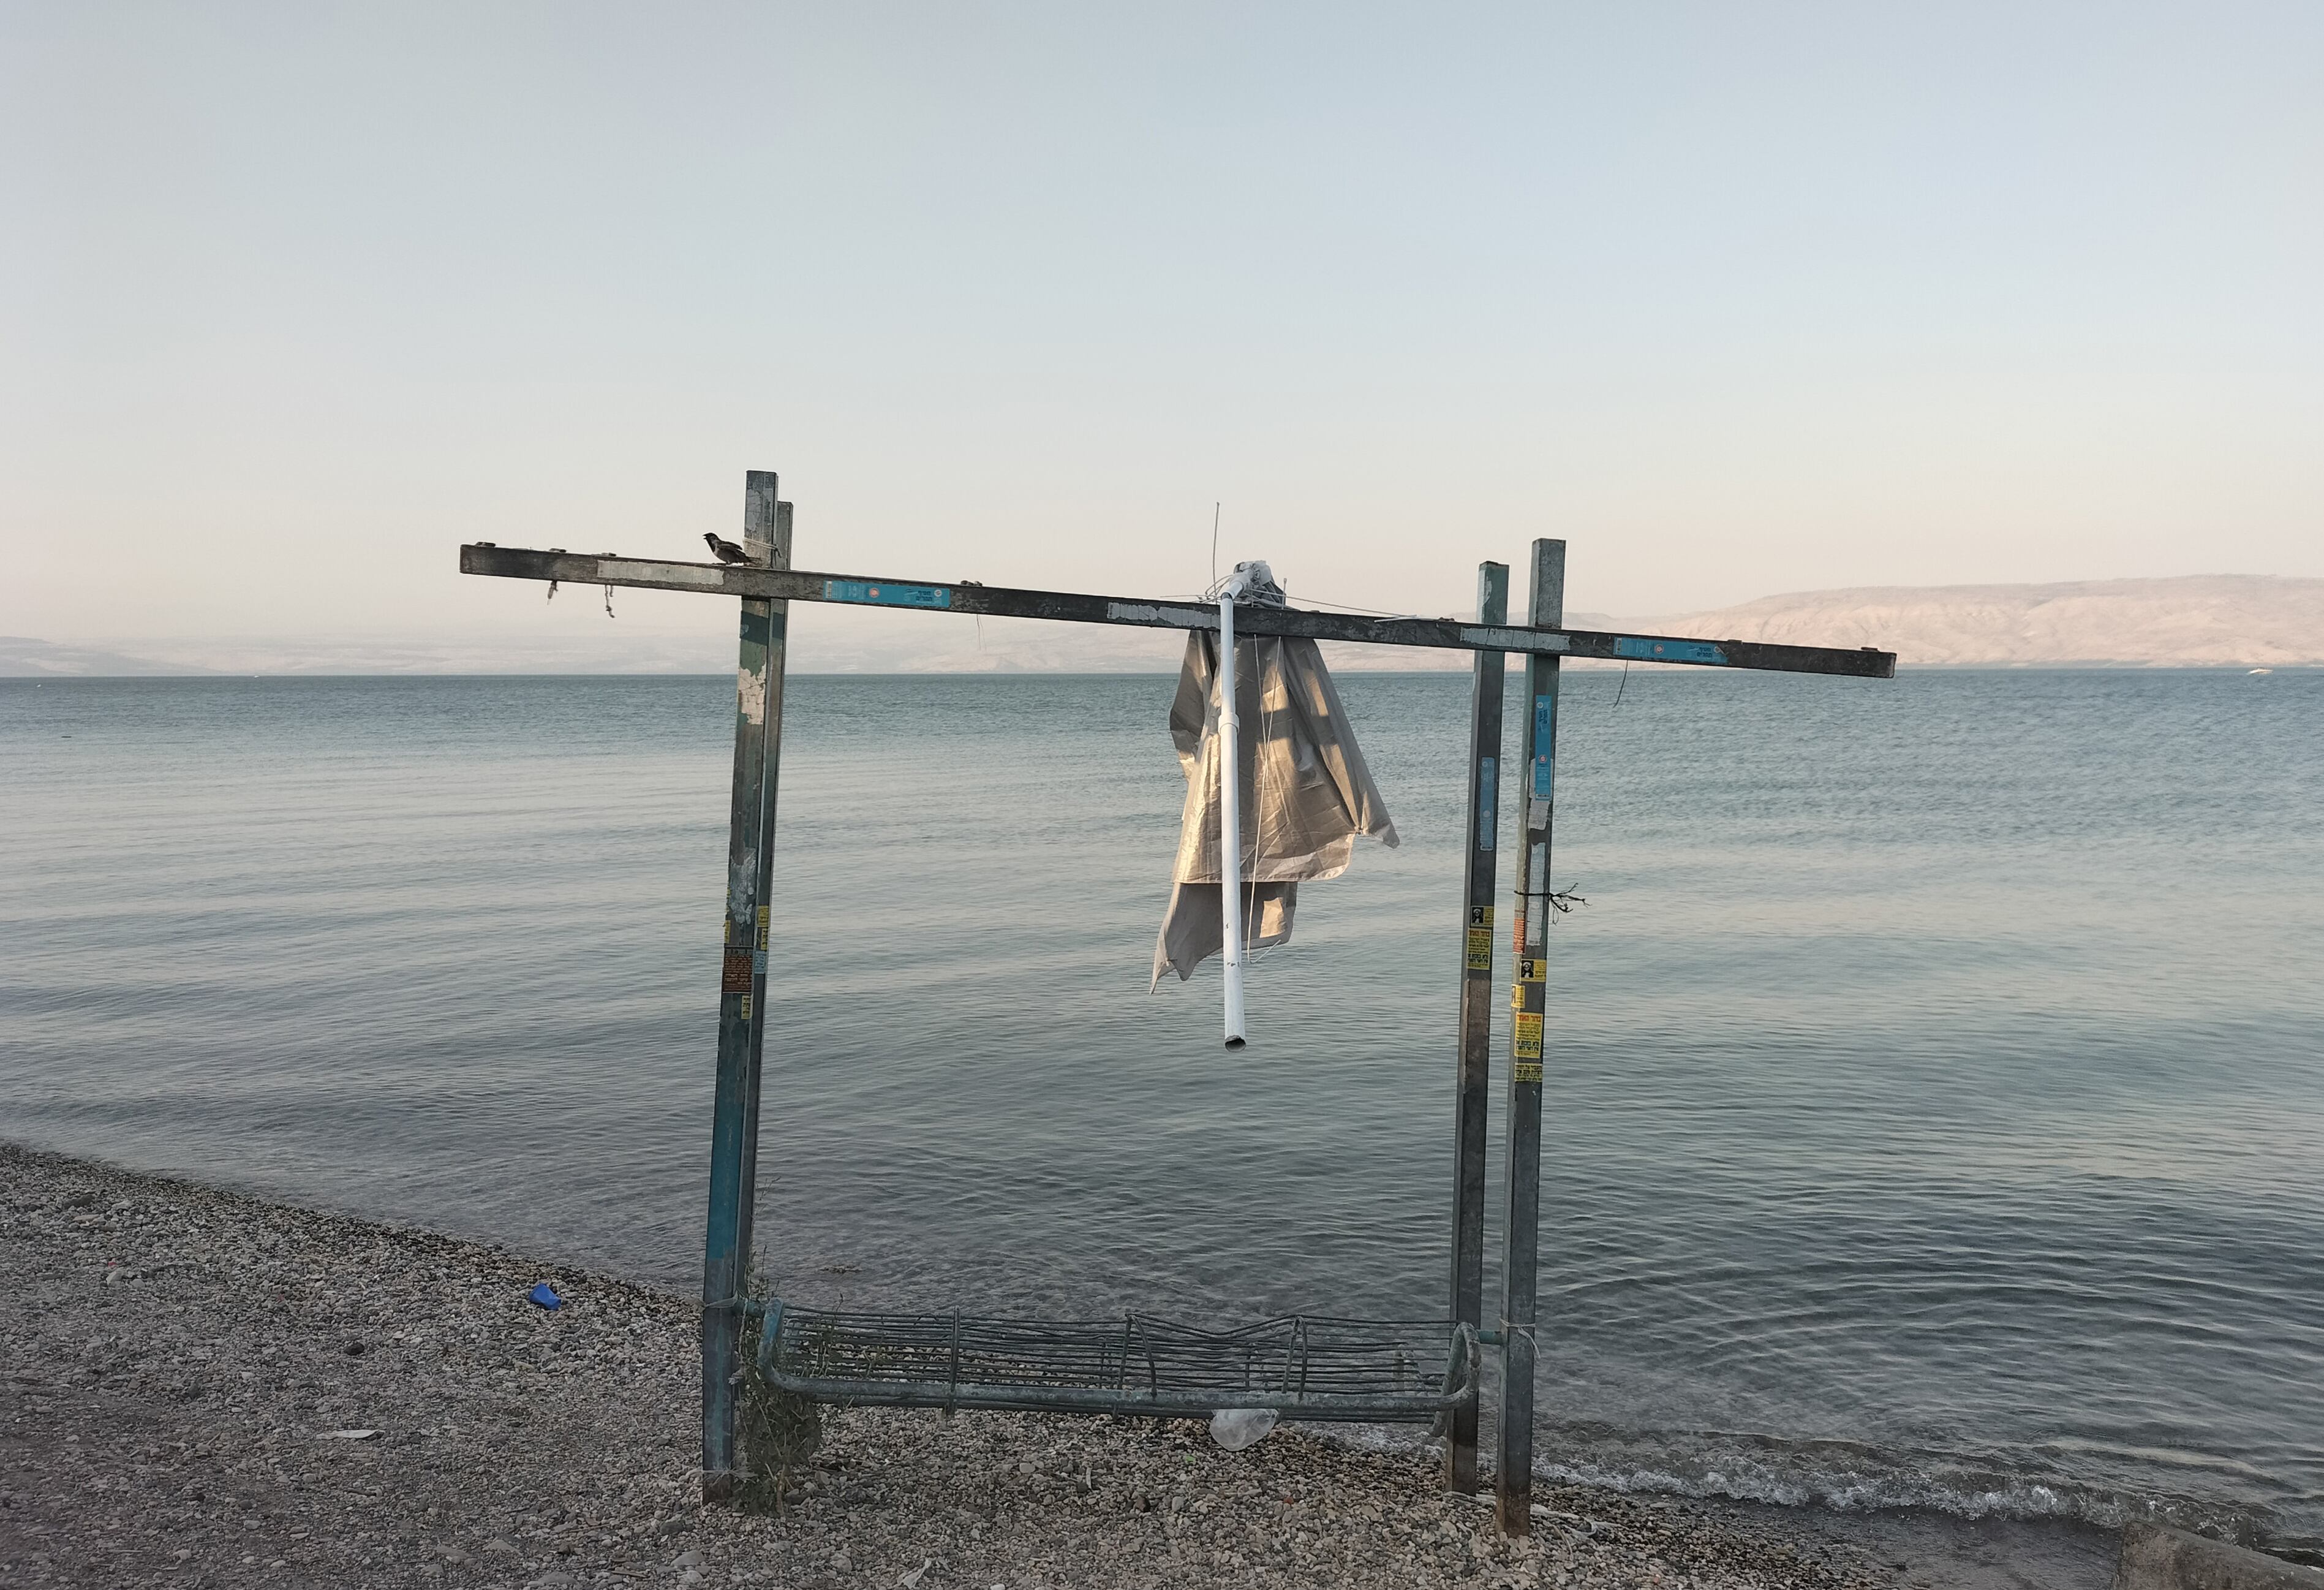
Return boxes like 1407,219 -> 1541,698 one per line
6,669 -> 2320,1562
2,1140 -> 2129,1590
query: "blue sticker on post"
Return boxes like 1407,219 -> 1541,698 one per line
824,579 -> 952,610
1531,697 -> 1555,798
1614,636 -> 1726,665
1476,757 -> 1496,850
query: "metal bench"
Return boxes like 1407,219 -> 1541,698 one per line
752,1303 -> 1481,1423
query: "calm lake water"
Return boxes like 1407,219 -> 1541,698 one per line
3,669 -> 2320,1551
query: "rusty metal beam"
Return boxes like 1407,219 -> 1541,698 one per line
456,545 -> 1896,678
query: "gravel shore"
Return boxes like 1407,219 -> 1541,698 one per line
2,1143 -> 1988,1590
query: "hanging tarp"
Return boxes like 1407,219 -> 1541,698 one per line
1151,595 -> 1400,988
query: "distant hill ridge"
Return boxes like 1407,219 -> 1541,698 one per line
5,576 -> 2317,675
1650,575 -> 2323,668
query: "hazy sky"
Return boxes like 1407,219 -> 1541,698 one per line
6,2 -> 2320,651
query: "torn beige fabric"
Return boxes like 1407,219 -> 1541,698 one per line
1150,629 -> 1399,987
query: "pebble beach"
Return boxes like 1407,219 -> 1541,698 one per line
0,1143 -> 2113,1589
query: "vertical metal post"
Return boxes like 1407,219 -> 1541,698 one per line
1495,537 -> 1564,1535
1446,561 -> 1508,1494
734,496 -> 791,1296
702,469 -> 788,1499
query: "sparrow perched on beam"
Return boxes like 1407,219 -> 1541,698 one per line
703,533 -> 752,566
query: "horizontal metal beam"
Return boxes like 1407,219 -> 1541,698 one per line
459,544 -> 1896,678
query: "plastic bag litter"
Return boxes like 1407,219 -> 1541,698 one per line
1209,1407 -> 1278,1451
528,1281 -> 562,1310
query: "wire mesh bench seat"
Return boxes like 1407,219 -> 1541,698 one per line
752,1303 -> 1481,1423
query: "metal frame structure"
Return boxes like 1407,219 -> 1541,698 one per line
458,468 -> 1896,1532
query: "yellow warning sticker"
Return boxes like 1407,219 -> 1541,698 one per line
740,994 -> 752,1021
1465,928 -> 1493,971
757,906 -> 770,951
1518,956 -> 1545,984
1467,905 -> 1493,928
1514,1061 -> 1544,1084
1514,1012 -> 1543,1060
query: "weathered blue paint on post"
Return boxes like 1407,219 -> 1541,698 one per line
1496,539 -> 1564,1535
701,471 -> 788,1498
1447,561 -> 1508,1495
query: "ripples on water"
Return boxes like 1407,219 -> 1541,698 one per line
3,668 -> 2319,1549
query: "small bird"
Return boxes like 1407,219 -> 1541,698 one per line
703,532 -> 752,566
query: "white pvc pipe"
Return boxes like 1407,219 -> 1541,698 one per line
1216,569 -> 1254,1048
